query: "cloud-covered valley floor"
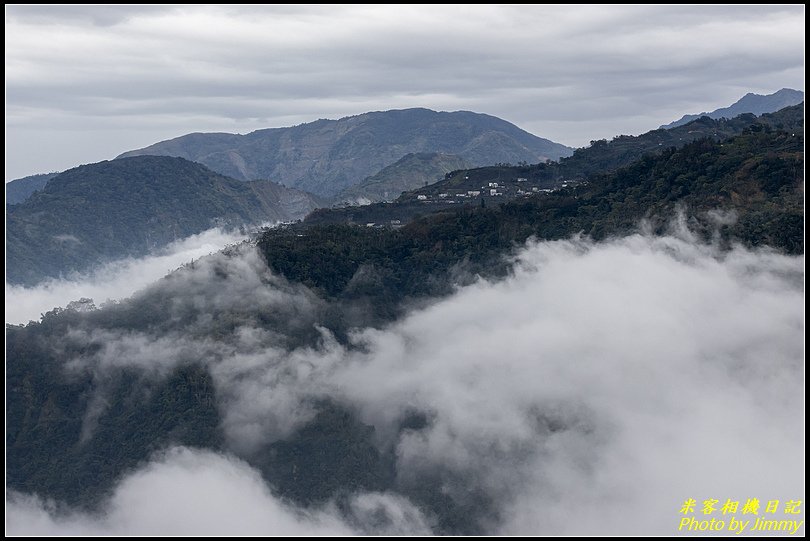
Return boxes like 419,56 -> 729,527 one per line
6,230 -> 804,535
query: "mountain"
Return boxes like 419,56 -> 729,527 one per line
6,172 -> 59,206
6,118 -> 803,534
660,88 -> 804,129
305,104 -> 805,227
405,103 -> 805,201
116,108 -> 573,197
6,156 -> 323,285
334,152 -> 471,205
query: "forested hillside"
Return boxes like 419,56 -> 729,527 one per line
7,156 -> 323,285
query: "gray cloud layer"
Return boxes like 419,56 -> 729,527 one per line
7,229 -> 804,534
6,447 -> 416,536
4,227 -> 247,325
5,5 -> 804,179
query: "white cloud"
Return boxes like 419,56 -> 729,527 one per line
4,226 -> 247,325
331,235 -> 804,534
5,447 -> 357,536
15,231 -> 802,534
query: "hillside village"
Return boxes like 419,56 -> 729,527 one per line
406,172 -> 561,204
392,163 -> 581,209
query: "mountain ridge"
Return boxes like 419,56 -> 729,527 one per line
6,172 -> 59,206
304,104 -> 804,227
334,152 -> 471,205
660,88 -> 804,129
117,108 -> 573,197
6,156 -> 323,285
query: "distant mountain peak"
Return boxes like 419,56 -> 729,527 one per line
660,88 -> 804,129
117,108 -> 573,197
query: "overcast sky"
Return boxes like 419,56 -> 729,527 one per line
5,4 -> 805,181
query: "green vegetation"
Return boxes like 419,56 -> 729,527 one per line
404,104 -> 804,201
334,152 -> 471,204
5,351 -> 221,506
6,172 -> 59,206
302,104 -> 803,227
7,156 -> 322,285
262,127 -> 803,307
118,108 -> 573,196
